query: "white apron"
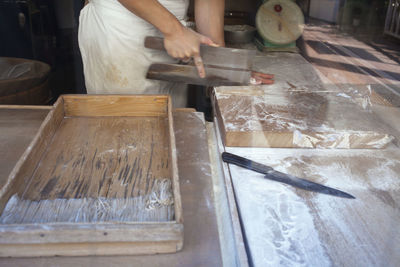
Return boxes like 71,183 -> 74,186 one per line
78,0 -> 189,107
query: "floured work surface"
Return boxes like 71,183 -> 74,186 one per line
215,48 -> 400,266
214,85 -> 396,148
0,95 -> 183,257
224,145 -> 400,267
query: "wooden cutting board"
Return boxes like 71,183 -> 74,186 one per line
214,85 -> 396,148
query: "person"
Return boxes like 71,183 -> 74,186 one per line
78,0 -> 224,107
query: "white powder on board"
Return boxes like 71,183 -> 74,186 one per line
231,166 -> 331,266
226,146 -> 400,266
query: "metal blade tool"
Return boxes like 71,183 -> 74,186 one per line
222,152 -> 355,199
144,36 -> 274,86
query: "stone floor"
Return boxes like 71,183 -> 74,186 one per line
298,20 -> 400,107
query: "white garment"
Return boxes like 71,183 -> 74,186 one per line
78,0 -> 190,107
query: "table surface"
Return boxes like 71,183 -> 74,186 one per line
3,47 -> 399,266
0,107 -> 225,267
213,49 -> 400,266
0,107 -> 49,186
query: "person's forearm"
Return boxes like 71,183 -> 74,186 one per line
118,0 -> 183,37
195,0 -> 225,46
118,0 -> 218,78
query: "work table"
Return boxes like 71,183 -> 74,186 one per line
0,107 -> 231,266
218,138 -> 400,266
1,49 -> 400,266
212,49 -> 400,266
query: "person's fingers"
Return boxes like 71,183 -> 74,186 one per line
178,51 -> 185,59
180,57 -> 191,64
193,54 -> 205,78
199,35 -> 219,47
184,50 -> 192,58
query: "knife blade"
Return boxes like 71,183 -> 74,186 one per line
144,36 -> 274,86
144,36 -> 256,69
222,152 -> 355,199
146,63 -> 252,86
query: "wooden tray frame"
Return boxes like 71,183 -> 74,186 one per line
0,95 -> 183,257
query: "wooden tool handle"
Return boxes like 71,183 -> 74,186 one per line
144,36 -> 166,51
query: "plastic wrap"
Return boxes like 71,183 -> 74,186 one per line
0,57 -> 50,100
0,62 -> 33,80
214,83 -> 397,149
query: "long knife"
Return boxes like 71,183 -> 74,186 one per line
144,36 -> 274,86
147,63 -> 250,86
145,36 -> 256,69
222,152 -> 355,199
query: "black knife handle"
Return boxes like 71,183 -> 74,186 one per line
222,152 -> 274,175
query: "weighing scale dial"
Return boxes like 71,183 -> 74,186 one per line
256,0 -> 305,45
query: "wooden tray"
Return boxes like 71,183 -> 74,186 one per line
0,95 -> 183,257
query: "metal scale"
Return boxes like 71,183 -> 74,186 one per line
255,0 -> 305,52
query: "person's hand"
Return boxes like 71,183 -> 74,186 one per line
164,27 -> 218,78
